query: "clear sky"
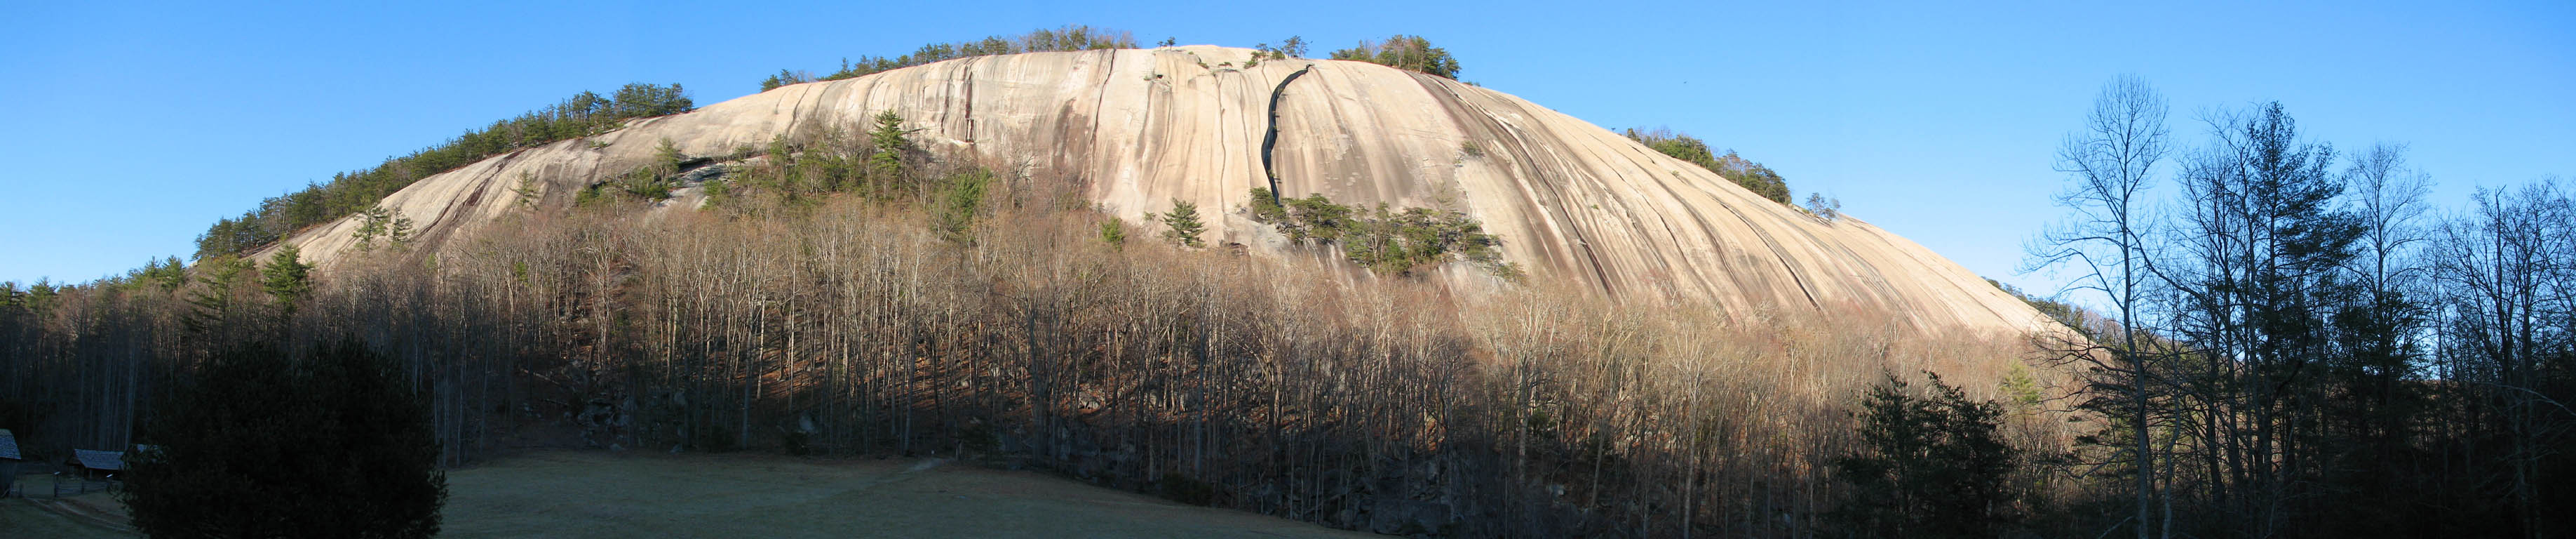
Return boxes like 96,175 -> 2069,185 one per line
6,1 -> 2570,303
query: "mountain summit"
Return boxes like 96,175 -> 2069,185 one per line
262,46 -> 2044,334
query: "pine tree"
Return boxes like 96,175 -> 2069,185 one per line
261,245 -> 313,316
354,206 -> 394,251
868,111 -> 915,199
184,255 -> 252,334
1098,219 -> 1128,248
652,138 -> 687,177
139,255 -> 190,291
933,170 -> 990,242
386,212 -> 415,248
1158,199 -> 1206,248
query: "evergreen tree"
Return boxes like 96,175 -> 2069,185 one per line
386,213 -> 414,248
1098,218 -> 1128,248
353,206 -> 402,251
2162,101 -> 2360,529
184,255 -> 252,334
933,169 -> 990,241
760,69 -> 813,92
138,255 -> 189,292
122,340 -> 447,539
261,245 -> 313,316
652,138 -> 687,177
868,111 -> 916,200
1830,371 -> 2022,538
1158,199 -> 1206,248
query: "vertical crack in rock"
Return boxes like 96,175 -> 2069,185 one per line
1259,64 -> 1314,207
959,60 -> 976,140
1088,49 -> 1118,177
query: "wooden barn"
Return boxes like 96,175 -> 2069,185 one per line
69,448 -> 124,480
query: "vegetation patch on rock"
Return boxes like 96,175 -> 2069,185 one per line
1248,187 -> 1517,278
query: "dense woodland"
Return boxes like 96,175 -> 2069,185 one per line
2026,76 -> 2575,538
1,41 -> 2568,539
193,83 -> 694,258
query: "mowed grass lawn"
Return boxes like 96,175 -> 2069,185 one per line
3,451 -> 1381,538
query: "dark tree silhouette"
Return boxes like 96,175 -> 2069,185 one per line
122,340 -> 445,539
1829,371 -> 2022,538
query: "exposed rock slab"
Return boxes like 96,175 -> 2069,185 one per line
261,46 -> 2047,335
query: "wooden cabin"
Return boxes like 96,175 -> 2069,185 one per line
68,448 -> 124,481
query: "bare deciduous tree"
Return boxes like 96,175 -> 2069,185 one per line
2027,74 -> 2169,539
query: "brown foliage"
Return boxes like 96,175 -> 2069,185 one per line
0,181 -> 2063,537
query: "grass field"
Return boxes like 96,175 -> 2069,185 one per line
2,451 -> 1380,538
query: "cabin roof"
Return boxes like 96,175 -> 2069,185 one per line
72,448 -> 123,471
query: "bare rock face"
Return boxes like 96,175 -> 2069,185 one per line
262,46 -> 2048,335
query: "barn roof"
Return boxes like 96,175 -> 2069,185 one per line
0,429 -> 18,460
73,448 -> 123,471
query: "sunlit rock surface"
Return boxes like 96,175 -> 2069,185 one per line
263,46 -> 2046,335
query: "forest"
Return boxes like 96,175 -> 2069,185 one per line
2023,76 -> 2574,538
2,109 -> 2049,538
191,82 -> 694,258
1,53 -> 2569,539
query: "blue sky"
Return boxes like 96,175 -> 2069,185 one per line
5,1 -> 2570,304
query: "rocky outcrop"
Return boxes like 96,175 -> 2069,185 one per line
260,46 -> 2046,335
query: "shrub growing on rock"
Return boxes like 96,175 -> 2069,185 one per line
1329,35 -> 1462,79
1624,128 -> 1793,204
1247,188 -> 1515,277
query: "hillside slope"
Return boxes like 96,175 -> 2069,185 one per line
262,46 -> 2046,335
